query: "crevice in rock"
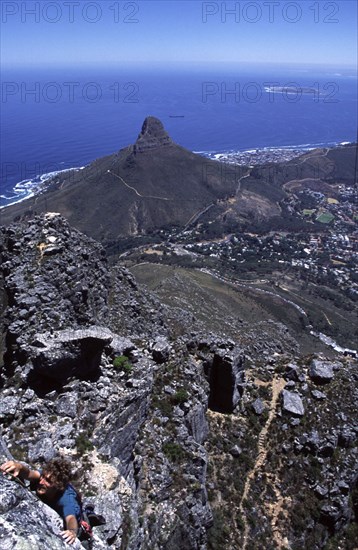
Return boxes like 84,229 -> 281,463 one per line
26,370 -> 64,397
207,351 -> 245,414
208,360 -> 236,414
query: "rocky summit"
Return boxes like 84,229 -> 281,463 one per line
133,116 -> 174,153
0,213 -> 357,549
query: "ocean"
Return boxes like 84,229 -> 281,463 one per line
1,64 -> 357,209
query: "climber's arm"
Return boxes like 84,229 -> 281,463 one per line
61,514 -> 79,545
0,460 -> 41,482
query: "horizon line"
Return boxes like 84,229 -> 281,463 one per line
2,60 -> 357,70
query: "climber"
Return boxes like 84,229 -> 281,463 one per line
1,457 -> 82,546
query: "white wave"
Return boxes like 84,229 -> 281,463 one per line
195,140 -> 350,159
1,194 -> 19,200
0,166 -> 85,210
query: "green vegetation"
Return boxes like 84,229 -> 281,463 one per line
207,509 -> 231,549
152,397 -> 172,417
75,433 -> 94,456
343,523 -> 358,549
190,481 -> 201,492
316,211 -> 335,224
162,441 -> 186,463
170,388 -> 189,405
113,355 -> 133,374
291,493 -> 320,533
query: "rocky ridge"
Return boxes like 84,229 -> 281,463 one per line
0,214 -> 357,549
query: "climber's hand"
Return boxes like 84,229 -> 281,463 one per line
61,529 -> 77,545
0,460 -> 22,478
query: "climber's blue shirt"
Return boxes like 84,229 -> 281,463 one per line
36,471 -> 82,522
52,483 -> 82,522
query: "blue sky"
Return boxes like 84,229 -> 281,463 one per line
1,0 -> 357,68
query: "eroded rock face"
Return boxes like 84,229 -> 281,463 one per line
1,213 -> 110,375
133,116 -> 174,153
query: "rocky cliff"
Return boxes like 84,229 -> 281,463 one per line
0,213 -> 213,549
0,214 -> 357,549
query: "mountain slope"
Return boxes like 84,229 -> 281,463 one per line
0,117 -> 243,243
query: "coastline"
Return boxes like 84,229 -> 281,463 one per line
197,140 -> 353,167
0,140 -> 354,210
0,167 -> 85,210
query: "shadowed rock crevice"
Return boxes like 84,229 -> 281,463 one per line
30,328 -> 113,383
207,349 -> 245,413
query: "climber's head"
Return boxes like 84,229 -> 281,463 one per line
36,458 -> 72,498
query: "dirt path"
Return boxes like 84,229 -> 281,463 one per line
266,473 -> 292,549
239,376 -> 286,550
37,242 -> 47,264
107,170 -> 172,201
